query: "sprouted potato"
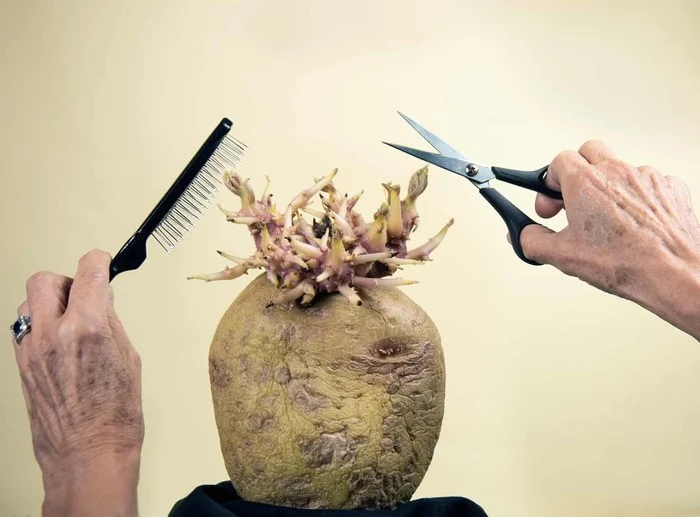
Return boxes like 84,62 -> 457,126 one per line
191,168 -> 452,510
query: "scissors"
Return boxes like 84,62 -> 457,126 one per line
384,112 -> 563,266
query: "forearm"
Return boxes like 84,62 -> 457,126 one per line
42,449 -> 141,517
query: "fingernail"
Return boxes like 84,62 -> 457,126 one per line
108,286 -> 115,304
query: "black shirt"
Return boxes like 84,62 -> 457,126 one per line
169,482 -> 488,516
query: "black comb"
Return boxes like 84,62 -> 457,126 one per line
109,118 -> 245,280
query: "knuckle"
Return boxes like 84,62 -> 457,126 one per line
79,320 -> 111,341
638,165 -> 659,176
81,248 -> 111,263
578,139 -> 605,154
56,318 -> 76,343
26,271 -> 53,290
519,227 -> 548,264
82,270 -> 105,287
521,244 -> 542,263
58,317 -> 110,344
519,230 -> 535,254
666,174 -> 689,189
554,149 -> 577,164
667,175 -> 693,205
551,150 -> 579,172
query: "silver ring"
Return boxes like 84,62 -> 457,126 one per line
11,315 -> 31,345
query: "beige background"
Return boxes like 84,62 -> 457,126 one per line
1,1 -> 699,516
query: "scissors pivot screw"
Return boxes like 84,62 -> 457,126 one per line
465,163 -> 479,177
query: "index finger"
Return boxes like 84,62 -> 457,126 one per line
578,140 -> 617,165
25,273 -> 73,325
547,150 -> 590,191
66,249 -> 112,317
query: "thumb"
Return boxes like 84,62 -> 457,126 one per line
515,224 -> 564,265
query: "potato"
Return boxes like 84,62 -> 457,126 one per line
209,274 -> 445,510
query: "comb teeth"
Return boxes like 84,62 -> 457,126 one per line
152,134 -> 247,253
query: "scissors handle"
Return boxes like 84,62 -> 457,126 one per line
479,187 -> 541,266
491,166 -> 562,200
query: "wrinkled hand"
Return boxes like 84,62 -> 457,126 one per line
14,249 -> 144,516
520,141 -> 700,339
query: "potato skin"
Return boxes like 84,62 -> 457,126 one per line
209,274 -> 446,510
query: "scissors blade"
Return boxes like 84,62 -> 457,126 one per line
397,112 -> 470,161
383,142 -> 494,185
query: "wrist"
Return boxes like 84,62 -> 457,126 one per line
642,251 -> 700,340
676,262 -> 700,339
43,448 -> 141,517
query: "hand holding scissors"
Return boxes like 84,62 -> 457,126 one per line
386,116 -> 700,339
384,112 -> 562,265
